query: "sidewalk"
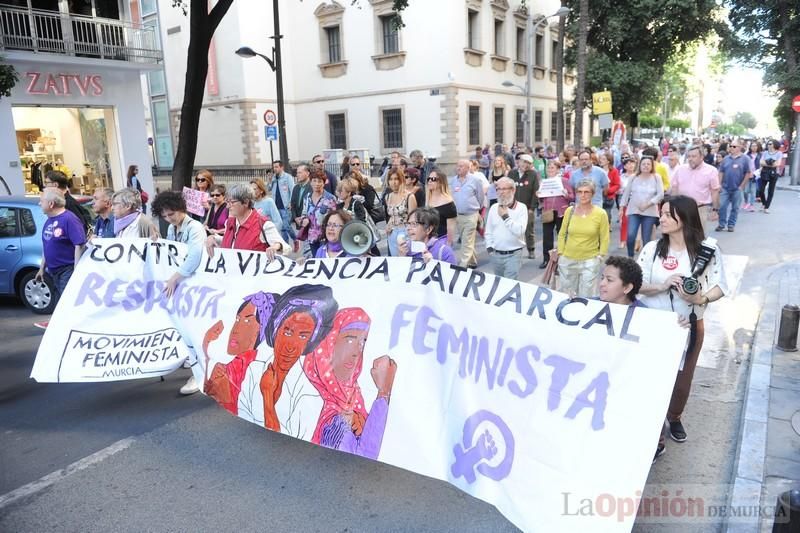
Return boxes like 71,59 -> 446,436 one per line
727,261 -> 800,532
776,173 -> 800,193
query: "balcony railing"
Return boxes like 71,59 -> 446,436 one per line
0,5 -> 162,64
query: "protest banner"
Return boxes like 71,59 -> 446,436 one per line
182,187 -> 208,217
538,177 -> 566,198
32,239 -> 687,532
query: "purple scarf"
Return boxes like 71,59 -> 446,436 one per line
114,211 -> 140,236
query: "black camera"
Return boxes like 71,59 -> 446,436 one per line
679,237 -> 717,295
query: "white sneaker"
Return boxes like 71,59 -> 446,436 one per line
179,375 -> 200,395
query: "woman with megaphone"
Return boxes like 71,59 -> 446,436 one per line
397,207 -> 456,264
337,177 -> 381,256
315,209 -> 356,258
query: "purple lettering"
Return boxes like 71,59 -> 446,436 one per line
543,355 -> 586,411
565,372 -> 610,430
74,272 -> 105,306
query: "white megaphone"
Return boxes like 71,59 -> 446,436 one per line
340,219 -> 375,256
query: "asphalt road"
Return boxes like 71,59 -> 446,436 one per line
1,186 -> 799,532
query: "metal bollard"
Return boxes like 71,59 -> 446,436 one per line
773,490 -> 800,532
777,305 -> 800,352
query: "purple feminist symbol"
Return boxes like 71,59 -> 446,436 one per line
451,410 -> 515,484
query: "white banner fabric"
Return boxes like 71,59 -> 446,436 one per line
31,239 -> 687,532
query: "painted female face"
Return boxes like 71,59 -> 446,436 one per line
331,328 -> 368,383
325,214 -> 345,243
598,265 -> 632,305
659,202 -> 683,235
273,311 -> 316,362
311,177 -> 326,194
227,302 -> 260,355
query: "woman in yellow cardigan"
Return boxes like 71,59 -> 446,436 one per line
552,179 -> 610,297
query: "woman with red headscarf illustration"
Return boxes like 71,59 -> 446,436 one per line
237,284 -> 338,435
303,307 -> 398,459
202,291 -> 276,415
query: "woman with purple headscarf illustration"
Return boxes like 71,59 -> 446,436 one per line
303,307 -> 397,459
237,284 -> 338,434
202,291 -> 276,415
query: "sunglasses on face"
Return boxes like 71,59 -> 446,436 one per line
210,193 -> 222,197
325,223 -> 344,229
428,176 -> 438,182
313,160 -> 324,164
351,162 -> 361,166
195,178 -> 207,183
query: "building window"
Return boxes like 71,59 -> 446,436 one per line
565,114 -> 572,141
494,107 -> 504,143
381,15 -> 399,54
494,19 -> 504,55
467,9 -> 479,50
468,105 -> 481,147
325,26 -> 341,63
551,39 -> 559,69
328,113 -> 347,149
382,108 -> 403,149
535,32 -> 545,67
515,109 -> 524,144
534,110 -> 543,143
515,27 -> 525,62
550,111 -> 558,141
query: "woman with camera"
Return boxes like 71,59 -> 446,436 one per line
759,139 -> 783,213
637,195 -> 727,458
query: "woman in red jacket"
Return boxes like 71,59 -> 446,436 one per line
599,152 -> 621,225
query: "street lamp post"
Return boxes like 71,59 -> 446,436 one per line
235,2 -> 289,165
518,7 -> 570,149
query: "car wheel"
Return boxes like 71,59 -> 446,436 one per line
19,271 -> 58,315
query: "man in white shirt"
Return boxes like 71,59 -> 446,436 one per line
485,177 -> 528,280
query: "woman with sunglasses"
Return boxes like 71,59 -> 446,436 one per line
190,169 -> 214,222
204,184 -> 228,237
315,209 -> 354,259
619,156 -> 664,258
425,168 -> 457,245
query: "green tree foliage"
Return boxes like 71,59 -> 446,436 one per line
639,115 -> 661,130
726,0 -> 799,139
733,111 -> 757,129
716,122 -> 746,135
562,0 -> 727,125
0,57 -> 18,98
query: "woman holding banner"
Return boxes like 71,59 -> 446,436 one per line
303,307 -> 397,459
637,195 -> 726,459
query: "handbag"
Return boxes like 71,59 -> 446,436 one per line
541,209 -> 555,224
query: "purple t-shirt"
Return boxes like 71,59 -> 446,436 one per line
42,210 -> 86,271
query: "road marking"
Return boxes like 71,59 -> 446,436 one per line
0,437 -> 135,510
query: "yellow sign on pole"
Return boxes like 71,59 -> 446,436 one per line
592,91 -> 613,115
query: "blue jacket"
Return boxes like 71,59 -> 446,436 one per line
271,172 -> 295,210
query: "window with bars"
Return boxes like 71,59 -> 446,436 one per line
494,107 -> 504,143
382,108 -> 403,149
467,9 -> 479,49
565,114 -> 572,141
325,26 -> 341,63
534,110 -> 543,143
515,27 -> 525,62
494,19 -> 503,55
515,109 -> 524,144
380,15 -> 399,54
328,113 -> 347,149
468,105 -> 481,147
551,111 -> 558,141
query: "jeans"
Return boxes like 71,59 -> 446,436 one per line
525,209 -> 536,253
743,179 -> 756,205
490,249 -> 523,280
49,264 -> 74,298
626,214 -> 658,258
277,208 -> 296,243
541,214 -> 563,259
759,174 -> 778,209
718,188 -> 742,228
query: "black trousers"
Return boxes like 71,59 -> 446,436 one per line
541,213 -> 564,258
759,175 -> 777,209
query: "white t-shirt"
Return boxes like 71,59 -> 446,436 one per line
637,240 -> 727,321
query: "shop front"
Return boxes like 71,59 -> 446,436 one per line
0,58 -> 155,196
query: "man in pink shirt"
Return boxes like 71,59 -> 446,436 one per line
669,145 -> 720,234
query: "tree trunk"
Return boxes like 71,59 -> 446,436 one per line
171,0 -> 235,191
573,0 -> 588,148
778,1 -> 798,145
555,11 -> 566,152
